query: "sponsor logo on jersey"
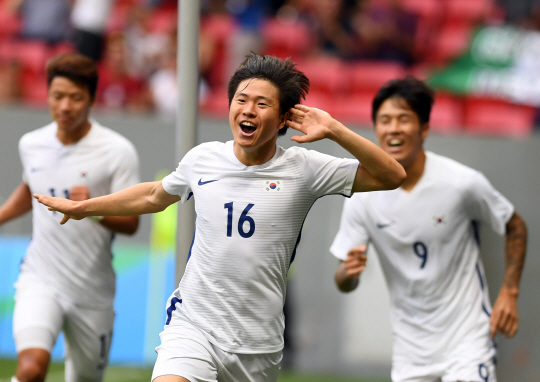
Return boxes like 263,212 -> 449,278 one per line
198,178 -> 219,186
263,180 -> 283,192
30,167 -> 43,173
376,221 -> 395,229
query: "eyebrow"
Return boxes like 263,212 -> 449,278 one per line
377,112 -> 413,119
235,92 -> 274,103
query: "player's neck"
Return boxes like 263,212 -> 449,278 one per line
401,149 -> 426,192
233,142 -> 277,166
56,120 -> 92,145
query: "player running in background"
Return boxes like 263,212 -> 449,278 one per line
33,53 -> 406,382
0,53 -> 140,382
331,77 -> 527,382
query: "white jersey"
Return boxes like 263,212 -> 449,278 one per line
17,121 -> 140,309
330,151 -> 514,365
162,140 -> 358,354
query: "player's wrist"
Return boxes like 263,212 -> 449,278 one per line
500,285 -> 519,298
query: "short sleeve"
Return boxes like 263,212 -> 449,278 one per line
18,134 -> 29,185
299,149 -> 358,197
162,145 -> 201,203
330,194 -> 370,261
464,171 -> 514,235
109,141 -> 140,193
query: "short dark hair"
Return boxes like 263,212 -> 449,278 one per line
372,76 -> 434,125
46,53 -> 98,101
228,54 -> 310,136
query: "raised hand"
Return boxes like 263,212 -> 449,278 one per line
33,194 -> 85,224
285,104 -> 338,143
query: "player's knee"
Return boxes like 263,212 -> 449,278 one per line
16,348 -> 50,382
16,358 -> 48,382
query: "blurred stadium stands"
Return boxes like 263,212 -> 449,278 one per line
0,0 -> 537,136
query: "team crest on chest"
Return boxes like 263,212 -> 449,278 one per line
433,215 -> 446,226
263,180 -> 283,192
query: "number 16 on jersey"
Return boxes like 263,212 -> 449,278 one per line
224,202 -> 256,238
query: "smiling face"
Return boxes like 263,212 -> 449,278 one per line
374,97 -> 429,170
229,78 -> 287,165
48,76 -> 93,142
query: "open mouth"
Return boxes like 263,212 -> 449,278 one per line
388,138 -> 403,147
240,121 -> 257,134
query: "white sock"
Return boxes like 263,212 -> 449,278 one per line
11,377 -> 21,382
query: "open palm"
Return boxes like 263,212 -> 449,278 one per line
285,104 -> 336,143
33,194 -> 83,224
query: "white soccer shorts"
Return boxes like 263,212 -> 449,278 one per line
13,282 -> 115,382
152,318 -> 282,382
392,354 -> 497,382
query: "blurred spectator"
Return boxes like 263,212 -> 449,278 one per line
123,4 -> 172,78
351,0 -> 418,66
498,0 -> 540,23
518,2 -> 540,30
148,29 -> 210,121
96,31 -> 153,113
0,60 -> 21,103
5,0 -> 70,44
225,0 -> 271,76
70,0 -> 114,61
304,0 -> 359,60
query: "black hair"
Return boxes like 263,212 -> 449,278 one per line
46,53 -> 98,101
228,54 -> 310,136
372,76 -> 434,125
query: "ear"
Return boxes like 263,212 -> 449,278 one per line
278,111 -> 289,130
420,122 -> 430,142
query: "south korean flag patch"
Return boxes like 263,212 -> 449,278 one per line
263,180 -> 283,192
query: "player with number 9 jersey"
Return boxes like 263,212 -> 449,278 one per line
331,77 -> 527,382
331,152 -> 512,372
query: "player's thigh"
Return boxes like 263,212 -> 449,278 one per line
13,286 -> 64,353
153,320 -> 220,382
442,356 -> 497,382
62,304 -> 115,382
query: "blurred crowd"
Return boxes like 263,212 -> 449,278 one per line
0,0 -> 539,132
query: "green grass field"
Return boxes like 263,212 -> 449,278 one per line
0,359 -> 390,382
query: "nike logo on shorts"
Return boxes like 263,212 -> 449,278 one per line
376,221 -> 395,229
198,178 -> 219,186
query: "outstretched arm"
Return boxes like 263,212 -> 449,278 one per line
69,185 -> 139,235
335,245 -> 368,292
490,211 -> 527,339
286,105 -> 406,192
0,182 -> 33,226
34,181 -> 181,225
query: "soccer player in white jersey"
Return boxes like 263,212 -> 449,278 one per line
33,53 -> 407,382
331,77 -> 527,382
0,53 -> 140,382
